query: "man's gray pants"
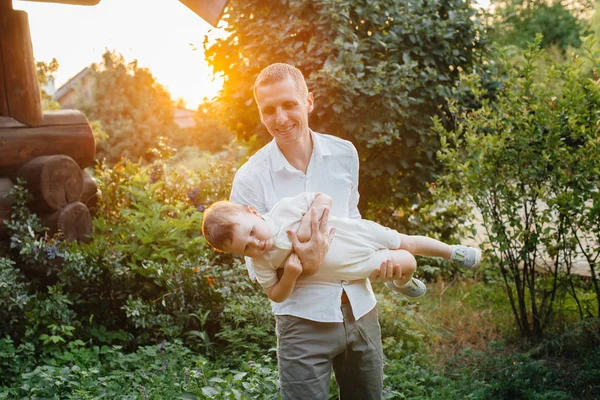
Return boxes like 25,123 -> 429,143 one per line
275,304 -> 383,400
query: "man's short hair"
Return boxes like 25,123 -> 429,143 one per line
201,201 -> 247,251
253,63 -> 309,100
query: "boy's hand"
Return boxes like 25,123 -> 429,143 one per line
287,207 -> 335,275
283,253 -> 303,278
369,259 -> 404,282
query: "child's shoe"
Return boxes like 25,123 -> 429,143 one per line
386,278 -> 427,299
450,245 -> 481,269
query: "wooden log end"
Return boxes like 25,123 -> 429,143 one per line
16,155 -> 83,212
42,201 -> 92,243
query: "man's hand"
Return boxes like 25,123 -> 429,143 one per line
287,207 -> 335,276
369,259 -> 404,282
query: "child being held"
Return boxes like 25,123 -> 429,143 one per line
201,192 -> 481,303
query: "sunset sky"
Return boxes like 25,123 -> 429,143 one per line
14,0 -> 227,109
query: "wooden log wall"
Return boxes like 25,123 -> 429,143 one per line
0,110 -> 97,242
0,6 -> 43,126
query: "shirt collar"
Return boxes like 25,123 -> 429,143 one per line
268,130 -> 331,172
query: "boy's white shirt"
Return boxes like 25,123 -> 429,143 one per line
253,192 -> 402,289
230,131 -> 377,322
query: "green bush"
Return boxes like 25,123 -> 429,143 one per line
215,289 -> 276,363
0,340 -> 280,399
489,0 -> 594,52
435,36 -> 600,337
376,292 -> 426,358
0,146 -> 244,362
0,258 -> 30,339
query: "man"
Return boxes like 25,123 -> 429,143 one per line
230,63 -> 402,399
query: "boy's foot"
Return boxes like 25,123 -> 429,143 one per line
450,245 -> 481,269
386,278 -> 427,299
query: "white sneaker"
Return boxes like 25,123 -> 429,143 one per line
450,245 -> 481,269
386,278 -> 427,299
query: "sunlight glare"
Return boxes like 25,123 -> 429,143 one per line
14,0 -> 226,109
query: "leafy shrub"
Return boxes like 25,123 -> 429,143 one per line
445,332 -> 600,400
490,0 -> 594,51
0,145 -> 243,364
215,289 -> 276,363
0,340 -> 280,399
435,36 -> 600,337
0,258 -> 30,339
72,146 -> 238,344
376,292 -> 426,358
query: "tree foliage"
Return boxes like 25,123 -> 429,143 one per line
169,101 -> 234,154
36,59 -> 60,111
205,0 -> 486,212
489,0 -> 594,51
80,51 -> 177,165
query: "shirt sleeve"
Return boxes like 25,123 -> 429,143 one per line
356,219 -> 402,249
268,192 -> 316,223
347,145 -> 361,220
230,172 -> 267,214
252,259 -> 279,289
231,171 -> 265,281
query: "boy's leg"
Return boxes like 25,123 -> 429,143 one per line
398,235 -> 482,269
398,234 -> 452,259
389,249 -> 417,287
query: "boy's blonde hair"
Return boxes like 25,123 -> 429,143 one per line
201,201 -> 248,251
253,63 -> 309,101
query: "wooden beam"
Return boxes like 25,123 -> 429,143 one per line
0,110 -> 96,173
0,36 -> 8,118
0,0 -> 13,10
0,0 -> 11,117
179,0 -> 229,27
18,0 -> 100,5
0,109 -> 89,128
0,9 -> 42,126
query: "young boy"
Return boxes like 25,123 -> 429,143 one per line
202,192 -> 481,303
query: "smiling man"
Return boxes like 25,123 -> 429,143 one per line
229,63 -> 402,400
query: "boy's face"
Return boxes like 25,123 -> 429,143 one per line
224,207 -> 275,258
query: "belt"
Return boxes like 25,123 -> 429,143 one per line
341,290 -> 349,304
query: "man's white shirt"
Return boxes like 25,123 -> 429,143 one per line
230,131 -> 377,322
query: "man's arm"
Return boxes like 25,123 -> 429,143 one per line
296,193 -> 332,242
264,253 -> 303,302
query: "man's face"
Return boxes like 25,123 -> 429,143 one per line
224,208 -> 275,258
255,76 -> 314,146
